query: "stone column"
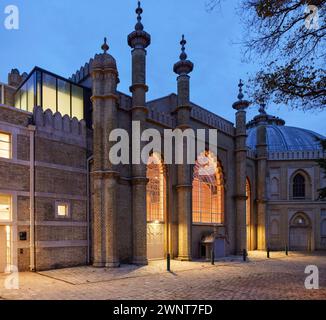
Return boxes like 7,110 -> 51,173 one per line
174,35 -> 194,261
91,39 -> 120,267
128,2 -> 151,265
256,125 -> 267,250
232,80 -> 250,254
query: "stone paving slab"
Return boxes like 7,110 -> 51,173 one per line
37,256 -> 244,285
0,252 -> 325,300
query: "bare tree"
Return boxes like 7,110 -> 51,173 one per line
207,0 -> 326,110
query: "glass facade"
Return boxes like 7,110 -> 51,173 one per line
14,67 -> 91,121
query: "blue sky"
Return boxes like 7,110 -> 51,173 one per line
0,0 -> 325,134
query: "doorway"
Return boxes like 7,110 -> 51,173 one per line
146,153 -> 166,260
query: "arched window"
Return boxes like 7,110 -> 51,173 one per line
192,151 -> 224,224
146,153 -> 165,223
271,177 -> 279,194
293,173 -> 305,198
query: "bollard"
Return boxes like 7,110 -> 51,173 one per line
285,245 -> 288,256
211,249 -> 215,265
243,249 -> 247,262
167,253 -> 171,272
267,247 -> 270,259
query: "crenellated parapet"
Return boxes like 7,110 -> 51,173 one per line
191,105 -> 235,136
33,106 -> 87,147
148,109 -> 176,128
70,59 -> 94,84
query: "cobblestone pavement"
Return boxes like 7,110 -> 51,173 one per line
0,252 -> 325,300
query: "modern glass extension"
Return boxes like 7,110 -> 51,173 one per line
14,67 -> 91,121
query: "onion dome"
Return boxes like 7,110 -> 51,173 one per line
128,1 -> 151,49
247,105 -> 325,151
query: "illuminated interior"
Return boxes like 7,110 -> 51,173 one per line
57,203 -> 69,217
14,67 -> 91,121
246,178 -> 251,249
146,153 -> 165,223
6,226 -> 11,269
192,151 -> 224,224
0,132 -> 11,159
0,195 -> 11,221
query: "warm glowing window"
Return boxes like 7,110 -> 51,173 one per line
56,202 -> 70,218
246,178 -> 251,227
0,195 -> 11,221
0,132 -> 11,159
146,153 -> 165,223
14,69 -> 87,121
192,152 -> 224,224
57,79 -> 71,117
72,85 -> 84,120
42,73 -> 57,110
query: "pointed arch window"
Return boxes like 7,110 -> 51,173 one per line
146,153 -> 165,223
192,151 -> 224,224
293,173 -> 305,199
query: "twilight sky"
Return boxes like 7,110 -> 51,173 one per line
0,0 -> 325,134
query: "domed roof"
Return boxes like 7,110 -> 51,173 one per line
247,107 -> 324,152
92,38 -> 117,70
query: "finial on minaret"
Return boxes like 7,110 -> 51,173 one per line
232,79 -> 250,111
135,1 -> 144,31
173,34 -> 194,75
128,1 -> 151,49
259,103 -> 267,115
101,37 -> 109,54
237,79 -> 244,101
180,35 -> 187,61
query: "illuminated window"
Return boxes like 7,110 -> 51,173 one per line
58,79 -> 71,117
72,85 -> 84,119
55,202 -> 70,218
42,73 -> 57,110
293,173 -> 305,198
146,153 -> 165,223
192,151 -> 224,224
0,195 -> 11,221
0,132 -> 11,159
14,68 -> 87,121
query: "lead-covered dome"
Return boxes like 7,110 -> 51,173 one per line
247,107 -> 324,152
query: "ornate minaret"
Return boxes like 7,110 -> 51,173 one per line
232,80 -> 250,254
128,1 -> 151,265
91,38 -> 120,268
174,35 -> 194,260
256,104 -> 268,250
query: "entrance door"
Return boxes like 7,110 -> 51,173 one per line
146,153 -> 166,260
147,223 -> 165,260
290,227 -> 310,251
0,226 -> 8,272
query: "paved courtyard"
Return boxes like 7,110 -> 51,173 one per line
0,252 -> 325,300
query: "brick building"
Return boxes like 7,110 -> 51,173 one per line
0,3 -> 325,272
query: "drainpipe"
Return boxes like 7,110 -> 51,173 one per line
28,125 -> 36,271
86,155 -> 93,265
